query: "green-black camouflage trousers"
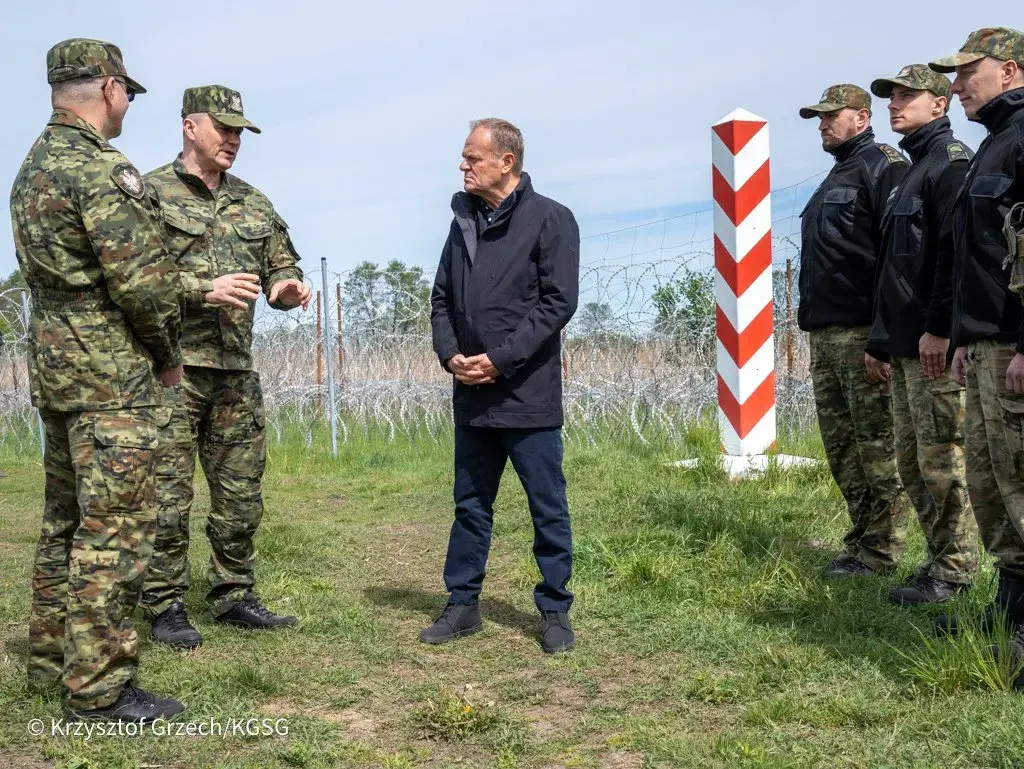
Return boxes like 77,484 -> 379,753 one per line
29,407 -> 163,709
891,356 -> 978,584
140,366 -> 267,618
809,326 -> 913,571
964,340 -> 1024,578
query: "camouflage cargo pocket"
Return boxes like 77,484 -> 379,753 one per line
86,412 -> 158,518
998,396 -> 1024,480
1006,203 -> 1024,295
929,382 -> 965,445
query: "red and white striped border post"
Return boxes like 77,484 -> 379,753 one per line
712,108 -> 775,456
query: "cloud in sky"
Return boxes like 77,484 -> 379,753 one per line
0,1 -> 998,281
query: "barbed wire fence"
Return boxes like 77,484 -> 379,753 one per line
0,175 -> 822,458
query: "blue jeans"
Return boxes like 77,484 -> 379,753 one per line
443,426 -> 573,613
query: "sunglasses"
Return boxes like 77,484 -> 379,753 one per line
113,78 -> 136,103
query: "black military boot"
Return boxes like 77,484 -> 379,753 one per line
889,576 -> 969,606
67,681 -> 184,723
151,602 -> 203,649
935,571 -> 1024,636
418,603 -> 483,644
539,611 -> 575,654
213,594 -> 298,629
823,558 -> 875,580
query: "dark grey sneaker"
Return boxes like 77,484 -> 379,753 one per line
889,576 -> 969,606
539,611 -> 575,654
418,603 -> 483,644
823,559 -> 875,580
151,602 -> 203,648
214,594 -> 298,629
67,682 -> 184,723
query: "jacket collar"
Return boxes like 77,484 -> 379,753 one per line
171,155 -> 246,200
47,109 -> 109,148
898,116 -> 953,163
976,87 -> 1024,133
829,127 -> 875,162
451,172 -> 533,219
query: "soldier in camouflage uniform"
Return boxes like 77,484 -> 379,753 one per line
797,85 -> 915,580
926,31 -> 1024,682
139,86 -> 310,648
12,39 -> 185,721
864,65 -> 979,605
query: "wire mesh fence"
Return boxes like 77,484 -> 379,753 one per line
0,176 -> 823,456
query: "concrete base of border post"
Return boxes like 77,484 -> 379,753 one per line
671,453 -> 820,480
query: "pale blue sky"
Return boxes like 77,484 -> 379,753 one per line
0,1 -> 999,281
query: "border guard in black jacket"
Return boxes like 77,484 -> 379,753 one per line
425,118 -> 580,654
798,85 -> 914,580
865,65 -> 978,606
926,29 -> 1024,654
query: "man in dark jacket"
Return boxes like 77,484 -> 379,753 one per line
424,118 -> 580,654
798,85 -> 914,580
926,29 -> 1024,658
864,65 -> 978,606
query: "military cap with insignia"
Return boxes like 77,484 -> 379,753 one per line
799,84 -> 872,119
929,27 -> 1024,73
871,64 -> 951,99
46,38 -> 146,94
181,85 -> 261,133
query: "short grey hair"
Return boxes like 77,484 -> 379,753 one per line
470,117 -> 524,174
51,77 -> 105,107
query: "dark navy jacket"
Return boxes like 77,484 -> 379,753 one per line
430,173 -> 580,428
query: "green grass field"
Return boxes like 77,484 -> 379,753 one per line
1,422 -> 1023,768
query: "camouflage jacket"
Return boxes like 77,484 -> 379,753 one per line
145,157 -> 303,370
10,110 -> 182,411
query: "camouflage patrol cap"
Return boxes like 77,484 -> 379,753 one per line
181,85 -> 261,133
929,27 -> 1024,73
799,84 -> 872,119
871,64 -> 951,98
46,38 -> 146,94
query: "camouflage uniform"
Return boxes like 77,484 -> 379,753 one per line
140,86 -> 302,620
890,360 -> 977,581
809,327 -> 913,569
12,40 -> 181,710
865,65 -> 978,586
799,85 -> 914,572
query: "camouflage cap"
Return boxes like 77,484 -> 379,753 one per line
871,64 -> 951,98
929,27 -> 1024,73
181,85 -> 261,133
799,84 -> 872,119
46,38 -> 146,94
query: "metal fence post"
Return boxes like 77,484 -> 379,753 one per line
20,290 -> 44,459
321,259 -> 338,457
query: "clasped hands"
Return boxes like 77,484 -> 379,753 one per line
447,353 -> 500,385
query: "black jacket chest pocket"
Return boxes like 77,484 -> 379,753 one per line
969,173 -> 1013,246
892,195 -> 924,257
821,186 -> 858,239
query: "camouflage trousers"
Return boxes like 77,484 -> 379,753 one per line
891,357 -> 978,584
964,341 -> 1024,578
809,326 -> 913,571
29,407 -> 163,710
140,367 -> 267,619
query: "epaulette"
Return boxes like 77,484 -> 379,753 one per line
879,144 -> 907,164
947,142 -> 969,163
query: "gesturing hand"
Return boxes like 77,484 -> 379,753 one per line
951,347 -> 967,386
160,364 -> 184,388
268,279 -> 312,310
205,273 -> 261,309
1006,353 -> 1024,395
